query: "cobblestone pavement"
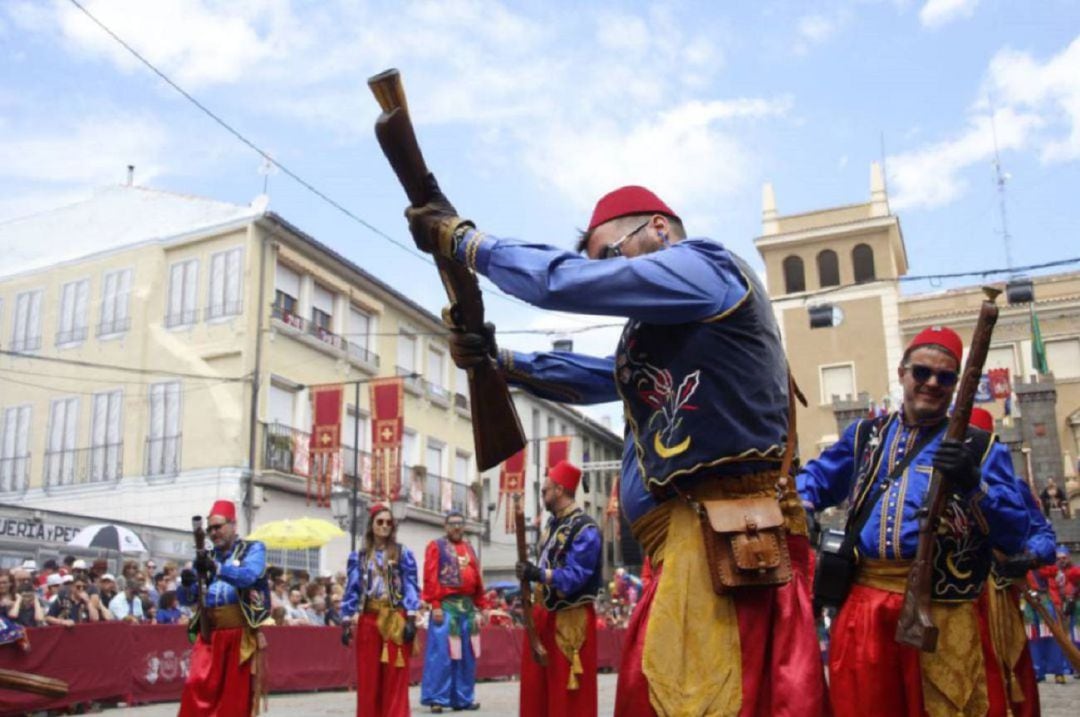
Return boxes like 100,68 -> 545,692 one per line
98,672 -> 1080,716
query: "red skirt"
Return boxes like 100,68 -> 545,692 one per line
520,603 -> 598,717
179,627 -> 252,717
614,534 -> 828,717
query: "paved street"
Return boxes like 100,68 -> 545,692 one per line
98,672 -> 1080,716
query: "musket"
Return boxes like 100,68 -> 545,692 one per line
515,494 -> 547,666
1022,589 -> 1080,672
367,68 -> 526,471
895,287 -> 1000,651
191,515 -> 213,644
0,668 -> 68,697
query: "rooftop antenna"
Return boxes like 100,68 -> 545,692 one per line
989,102 -> 1014,274
258,155 -> 276,196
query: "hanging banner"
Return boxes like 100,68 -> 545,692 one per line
498,447 -> 527,534
370,378 -> 404,501
545,435 -> 572,474
309,385 -> 344,506
974,375 -> 993,403
605,474 -> 621,540
987,367 -> 1012,399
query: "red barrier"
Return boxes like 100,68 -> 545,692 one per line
0,623 -> 625,715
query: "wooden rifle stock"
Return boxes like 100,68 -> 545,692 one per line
1022,590 -> 1080,672
191,515 -> 213,644
515,495 -> 547,666
367,69 -> 525,471
895,287 -> 1000,651
0,668 -> 68,697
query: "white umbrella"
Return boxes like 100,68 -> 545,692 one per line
67,523 -> 148,553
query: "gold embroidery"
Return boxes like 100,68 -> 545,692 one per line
653,431 -> 691,458
920,601 -> 989,717
554,606 -> 588,690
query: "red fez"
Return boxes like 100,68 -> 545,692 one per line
906,326 -> 963,364
587,186 -> 679,232
208,500 -> 236,521
549,460 -> 582,493
369,503 -> 391,520
969,407 -> 994,432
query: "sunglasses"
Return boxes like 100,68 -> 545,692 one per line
446,521 -> 465,528
207,523 -> 228,532
906,364 -> 959,388
373,519 -> 392,527
601,220 -> 649,259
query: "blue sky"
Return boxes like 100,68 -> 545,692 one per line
2,0 -> 1079,426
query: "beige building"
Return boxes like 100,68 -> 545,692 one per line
756,164 -> 1080,491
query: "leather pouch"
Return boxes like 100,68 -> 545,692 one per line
697,496 -> 792,594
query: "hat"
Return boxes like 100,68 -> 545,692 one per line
101,573 -> 116,582
46,574 -> 62,587
209,500 -> 237,522
587,186 -> 679,232
20,559 -> 37,571
72,559 -> 88,570
61,574 -> 74,584
445,509 -> 465,522
369,504 -> 391,520
906,326 -> 962,364
549,460 -> 583,493
969,407 -> 994,432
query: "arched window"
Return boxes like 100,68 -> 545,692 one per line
853,243 -> 876,283
817,249 -> 840,288
782,256 -> 805,294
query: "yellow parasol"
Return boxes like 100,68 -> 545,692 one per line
246,518 -> 346,549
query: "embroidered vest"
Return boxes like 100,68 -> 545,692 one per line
187,539 -> 270,641
615,250 -> 788,490
538,508 -> 601,611
436,538 -> 477,588
359,545 -> 407,609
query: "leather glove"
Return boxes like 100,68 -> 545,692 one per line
403,616 -> 417,644
405,173 -> 473,258
516,561 -> 543,584
341,624 -> 353,647
180,568 -> 197,587
449,322 -> 497,369
932,438 -> 980,492
194,554 -> 217,581
995,552 -> 1036,579
804,508 -> 821,544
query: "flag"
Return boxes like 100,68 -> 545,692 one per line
546,435 -> 572,474
974,375 -> 993,403
987,368 -> 1011,399
309,385 -> 343,507
1031,307 -> 1049,375
498,447 -> 527,533
370,378 -> 405,501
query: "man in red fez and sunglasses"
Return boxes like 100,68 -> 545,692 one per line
797,326 -> 1030,717
178,499 -> 270,717
407,182 -> 827,715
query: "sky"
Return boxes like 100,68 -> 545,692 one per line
2,0 -> 1079,426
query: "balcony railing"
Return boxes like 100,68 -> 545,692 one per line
205,301 -> 244,320
145,436 -> 181,478
396,366 -> 423,392
97,317 -> 132,337
423,379 -> 450,404
56,326 -> 89,345
454,392 -> 470,413
271,306 -> 379,368
43,443 -> 123,488
0,455 -> 30,494
164,309 -> 198,328
264,422 -> 307,475
346,341 -> 379,368
10,336 -> 42,352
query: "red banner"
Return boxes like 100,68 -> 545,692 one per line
308,385 -> 343,506
605,474 -> 621,540
988,367 -> 1011,399
498,447 -> 528,534
546,435 -> 572,473
370,378 -> 404,501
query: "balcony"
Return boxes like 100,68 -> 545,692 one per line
10,336 -> 42,352
264,422 -> 308,475
205,301 -> 244,321
454,392 -> 470,417
423,379 -> 451,407
97,317 -> 132,337
346,341 -> 379,371
43,443 -> 123,489
164,309 -> 198,328
396,366 -> 423,395
271,305 -> 380,369
145,436 -> 181,479
0,455 -> 30,495
56,326 -> 89,345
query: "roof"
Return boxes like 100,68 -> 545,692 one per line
0,185 -> 261,279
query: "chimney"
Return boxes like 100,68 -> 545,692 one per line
869,161 -> 889,216
126,165 -> 135,187
761,182 -> 779,235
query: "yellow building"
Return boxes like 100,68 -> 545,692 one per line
757,164 -> 1080,496
0,185 -> 490,574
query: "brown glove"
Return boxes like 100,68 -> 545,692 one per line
449,322 -> 497,369
405,173 -> 473,258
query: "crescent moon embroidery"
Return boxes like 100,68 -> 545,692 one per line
945,550 -> 972,580
653,432 -> 691,458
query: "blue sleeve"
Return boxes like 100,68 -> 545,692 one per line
340,552 -> 362,619
1015,474 -> 1057,564
796,421 -> 860,511
550,524 -> 602,596
176,583 -> 198,607
501,350 -> 618,405
460,231 -> 749,324
218,542 -> 266,590
400,547 -> 421,613
974,442 -> 1030,555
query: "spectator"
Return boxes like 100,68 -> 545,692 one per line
270,575 -> 289,610
304,596 -> 328,625
156,591 -> 185,625
270,605 -> 287,627
36,559 -> 60,589
108,577 -> 144,622
46,578 -> 101,626
118,559 -> 139,591
1041,479 -> 1069,518
9,575 -> 45,628
139,583 -> 155,622
44,574 -> 63,605
161,561 -> 179,591
148,572 -> 165,605
63,554 -> 77,571
326,593 -> 343,627
97,573 -> 118,606
0,571 -> 15,614
284,589 -> 309,625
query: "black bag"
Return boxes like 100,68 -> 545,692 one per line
812,421 -> 945,610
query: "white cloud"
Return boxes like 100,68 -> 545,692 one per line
798,14 -> 838,45
888,107 -> 1041,209
918,0 -> 980,29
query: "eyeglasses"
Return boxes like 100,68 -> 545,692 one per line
207,523 -> 228,532
906,364 -> 959,388
373,519 -> 392,527
446,521 -> 465,528
73,583 -> 86,589
600,220 -> 649,259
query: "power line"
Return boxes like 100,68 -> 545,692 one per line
0,365 -> 243,387
0,349 -> 251,382
0,373 -> 240,399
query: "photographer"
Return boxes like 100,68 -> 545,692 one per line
9,577 -> 45,628
45,577 -> 102,626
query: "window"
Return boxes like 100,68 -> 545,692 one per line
274,263 -> 300,315
268,384 -> 296,427
90,390 -> 123,482
11,290 -> 43,352
207,247 -> 243,319
402,430 -> 418,468
0,406 -> 31,493
343,407 -> 370,450
985,345 -> 1018,375
397,329 -> 418,373
782,256 -> 805,294
852,244 -> 876,283
347,306 -> 376,365
166,259 -> 199,327
547,417 -> 555,438
312,284 -> 334,332
99,269 -> 132,336
148,382 -> 182,477
820,364 -> 855,405
532,409 -> 541,440
265,548 -> 320,573
817,250 -> 840,288
45,397 -> 79,486
454,451 -> 473,518
427,440 -> 447,511
57,279 -> 90,345
1046,338 -> 1080,379
426,344 -> 449,399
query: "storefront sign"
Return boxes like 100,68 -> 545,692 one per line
0,516 -> 81,543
